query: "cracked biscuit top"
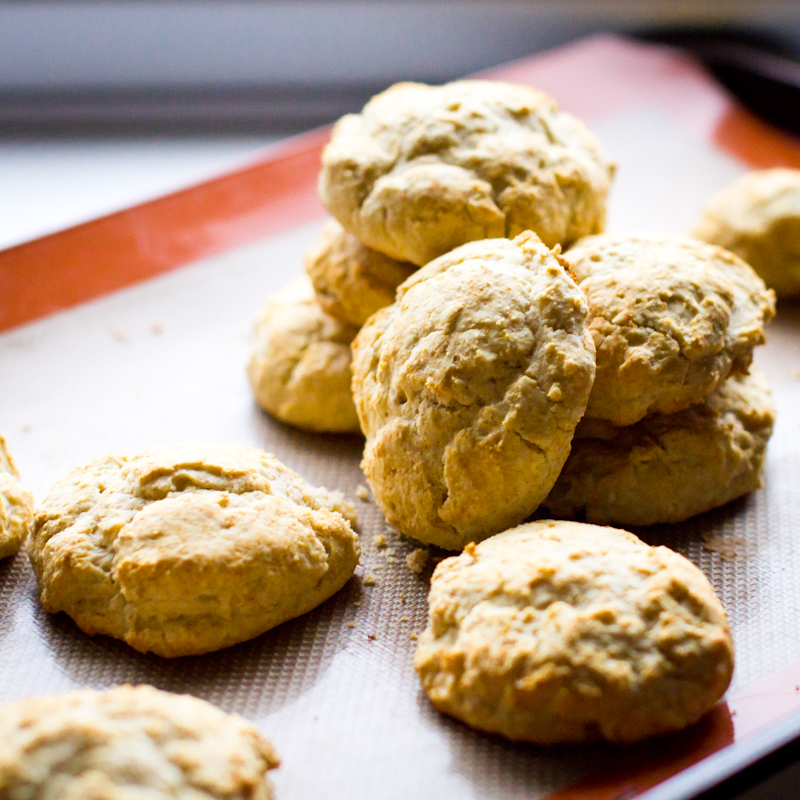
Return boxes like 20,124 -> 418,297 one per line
0,685 -> 279,799
0,435 -> 34,560
414,520 -> 734,744
351,232 -> 595,550
248,276 -> 361,433
692,168 -> 800,298
28,442 -> 359,657
564,233 -> 775,425
319,80 -> 615,266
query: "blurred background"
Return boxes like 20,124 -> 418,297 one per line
2,0 -> 799,249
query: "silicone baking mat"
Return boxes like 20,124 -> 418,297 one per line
1,35 -> 800,800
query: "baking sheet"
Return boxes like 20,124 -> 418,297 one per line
2,40 -> 800,800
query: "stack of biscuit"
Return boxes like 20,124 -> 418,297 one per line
247,79 -> 615,437
241,78 -> 779,746
541,232 -> 776,526
349,227 -> 775,543
250,78 -> 775,542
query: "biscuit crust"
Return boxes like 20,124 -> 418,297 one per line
248,277 -> 361,433
28,443 -> 360,657
0,435 -> 34,559
351,232 -> 595,550
564,234 -> 775,425
414,520 -> 734,744
0,685 -> 279,799
693,168 -> 800,298
320,80 -> 614,266
305,218 -> 417,327
544,371 -> 775,525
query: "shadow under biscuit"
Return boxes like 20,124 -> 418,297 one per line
436,696 -> 733,799
775,298 -> 800,321
632,495 -> 753,551
30,574 -> 362,718
533,491 -> 761,565
417,682 -> 613,799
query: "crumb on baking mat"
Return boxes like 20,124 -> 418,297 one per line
406,548 -> 429,574
702,534 -> 757,560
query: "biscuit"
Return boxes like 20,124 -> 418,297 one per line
414,520 -> 734,744
693,168 -> 800,298
544,371 -> 775,526
305,218 -> 417,327
564,234 -> 775,425
0,684 -> 279,799
0,435 -> 34,559
320,80 -> 615,266
28,442 -> 360,657
248,276 -> 361,433
351,232 -> 595,550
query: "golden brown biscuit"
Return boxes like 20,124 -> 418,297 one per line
0,435 -> 34,559
305,218 -> 417,327
248,276 -> 361,433
28,442 -> 360,657
351,232 -> 595,550
320,80 -> 615,266
564,234 -> 775,425
415,520 -> 734,744
693,168 -> 800,298
0,685 -> 279,799
544,371 -> 775,525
